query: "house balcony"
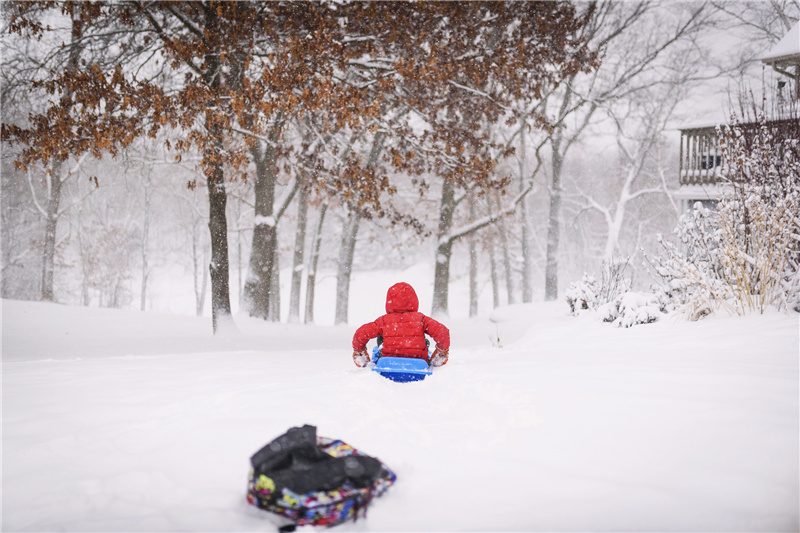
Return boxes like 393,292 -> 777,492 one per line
676,118 -> 797,213
677,124 -> 725,212
679,125 -> 723,187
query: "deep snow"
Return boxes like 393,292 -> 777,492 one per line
2,270 -> 799,532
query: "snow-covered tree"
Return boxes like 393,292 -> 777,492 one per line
530,1 -> 715,301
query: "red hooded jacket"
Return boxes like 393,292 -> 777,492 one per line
352,282 -> 450,361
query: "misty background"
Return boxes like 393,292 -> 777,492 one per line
2,1 -> 798,325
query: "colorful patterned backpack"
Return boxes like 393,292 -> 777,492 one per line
247,425 -> 396,530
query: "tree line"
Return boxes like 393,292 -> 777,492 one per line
3,1 -> 596,331
2,1 -> 797,330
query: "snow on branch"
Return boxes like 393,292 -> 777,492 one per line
274,177 -> 301,222
165,4 -> 205,40
347,58 -> 395,71
439,179 -> 534,245
227,125 -> 279,149
64,152 -> 91,182
448,81 -> 511,112
254,215 -> 276,228
25,167 -> 48,218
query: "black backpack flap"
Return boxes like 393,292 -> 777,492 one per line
251,425 -> 325,475
268,454 -> 384,494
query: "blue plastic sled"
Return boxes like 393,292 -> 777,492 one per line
372,356 -> 432,382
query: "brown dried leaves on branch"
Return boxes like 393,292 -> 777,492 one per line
3,1 -> 595,196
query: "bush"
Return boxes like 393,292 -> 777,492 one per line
566,257 -> 666,327
565,273 -> 600,314
648,103 -> 800,317
597,292 -> 665,328
566,257 -> 632,313
647,204 -> 737,320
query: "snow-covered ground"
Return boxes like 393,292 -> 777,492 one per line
2,269 -> 799,532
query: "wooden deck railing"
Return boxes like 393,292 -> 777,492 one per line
679,126 -> 722,186
679,119 -> 796,187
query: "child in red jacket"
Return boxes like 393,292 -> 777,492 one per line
352,282 -> 450,368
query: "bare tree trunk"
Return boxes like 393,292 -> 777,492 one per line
304,202 -> 327,324
334,132 -> 384,325
484,195 -> 501,309
468,193 -> 478,317
139,168 -> 152,311
544,82 -> 573,302
493,193 -> 516,305
488,239 -> 500,308
192,226 -> 208,316
469,242 -> 478,317
206,146 -> 233,331
79,235 -> 90,306
199,262 -> 208,316
334,211 -> 360,325
432,179 -> 456,317
41,159 -> 63,301
521,195 -> 533,303
518,117 -> 534,303
269,244 -> 280,321
544,157 -> 563,301
433,171 -> 536,316
203,7 -> 233,333
288,177 -> 309,323
500,229 -> 515,305
41,7 -> 82,302
73,179 -> 90,306
242,137 -> 278,319
235,195 -> 244,303
237,223 -> 242,303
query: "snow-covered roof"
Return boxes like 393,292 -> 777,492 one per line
761,20 -> 800,66
673,183 -> 725,201
676,121 -> 720,132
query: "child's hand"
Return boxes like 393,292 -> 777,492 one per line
353,349 -> 370,367
430,347 -> 449,367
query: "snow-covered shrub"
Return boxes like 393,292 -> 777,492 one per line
716,111 -> 800,313
566,258 -> 664,327
649,105 -> 800,317
565,273 -> 599,314
716,188 -> 800,313
647,204 -> 736,320
565,258 -> 631,314
597,291 -> 666,328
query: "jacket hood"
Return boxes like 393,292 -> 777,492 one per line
385,282 -> 419,314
